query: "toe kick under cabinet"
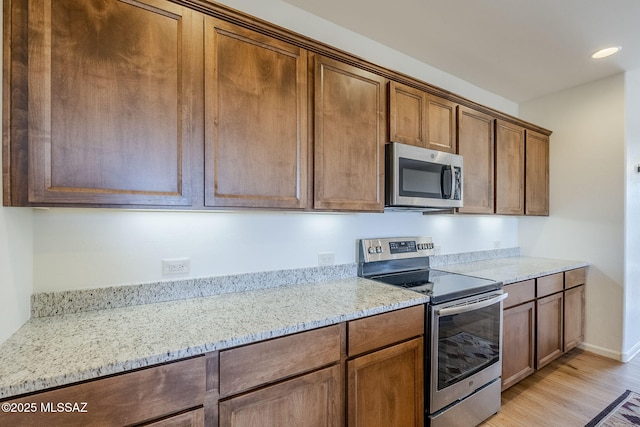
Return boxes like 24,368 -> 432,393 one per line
501,267 -> 586,391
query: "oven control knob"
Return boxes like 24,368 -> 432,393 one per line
375,246 -> 383,253
368,247 -> 376,254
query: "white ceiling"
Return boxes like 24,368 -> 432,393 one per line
282,0 -> 640,103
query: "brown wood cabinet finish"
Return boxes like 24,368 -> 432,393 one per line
502,301 -> 535,391
565,267 -> 587,289
313,54 -> 386,212
503,279 -> 535,309
525,130 -> 550,215
426,95 -> 457,153
0,357 -> 205,427
144,408 -> 205,427
347,337 -> 423,427
22,0 -> 195,206
536,291 -> 564,369
348,304 -> 424,357
457,105 -> 495,214
495,120 -> 525,215
388,81 -> 428,147
564,284 -> 585,352
218,324 -> 342,397
219,365 -> 342,427
536,273 -> 564,298
204,17 -> 308,208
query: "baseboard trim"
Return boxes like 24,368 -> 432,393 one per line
580,343 -> 623,361
621,341 -> 640,363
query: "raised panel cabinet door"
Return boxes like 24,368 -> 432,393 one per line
502,301 -> 535,391
314,55 -> 386,212
204,17 -> 308,208
347,338 -> 423,427
525,129 -> 550,216
426,95 -> 457,153
26,0 -> 195,205
144,408 -> 205,427
564,285 -> 585,352
388,81 -> 428,147
536,292 -> 564,369
457,106 -> 495,214
219,365 -> 342,427
495,119 -> 525,215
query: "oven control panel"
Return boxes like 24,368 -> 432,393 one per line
359,237 -> 434,263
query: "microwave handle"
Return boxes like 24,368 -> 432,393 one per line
441,165 -> 455,199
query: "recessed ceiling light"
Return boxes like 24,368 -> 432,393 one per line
591,46 -> 622,59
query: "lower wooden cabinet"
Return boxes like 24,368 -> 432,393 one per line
347,338 -> 423,427
0,357 -> 206,427
501,267 -> 587,390
536,291 -> 564,369
502,301 -> 535,390
219,365 -> 342,426
144,408 -> 205,427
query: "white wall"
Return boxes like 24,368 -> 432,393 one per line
0,7 -> 34,344
624,69 -> 640,360
519,74 -> 626,359
33,209 -> 517,291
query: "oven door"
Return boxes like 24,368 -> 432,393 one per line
428,290 -> 507,414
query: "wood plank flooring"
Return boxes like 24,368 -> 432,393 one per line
480,349 -> 640,427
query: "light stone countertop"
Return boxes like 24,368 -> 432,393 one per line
0,277 -> 427,399
436,256 -> 589,284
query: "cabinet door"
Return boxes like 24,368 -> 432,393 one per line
536,292 -> 564,369
204,18 -> 308,208
564,285 -> 585,352
426,95 -> 457,153
388,81 -> 428,148
347,338 -> 423,427
495,120 -> 525,215
502,301 -> 535,390
313,55 -> 386,212
457,106 -> 495,214
144,408 -> 204,427
219,365 -> 342,427
26,0 -> 195,206
525,130 -> 550,215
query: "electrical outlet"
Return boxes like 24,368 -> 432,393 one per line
318,252 -> 335,267
162,258 -> 190,275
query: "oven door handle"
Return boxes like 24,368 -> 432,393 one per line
436,293 -> 508,316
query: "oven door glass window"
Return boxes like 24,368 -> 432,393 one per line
436,300 -> 500,390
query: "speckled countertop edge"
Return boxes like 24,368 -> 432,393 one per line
436,256 -> 590,284
0,277 -> 427,399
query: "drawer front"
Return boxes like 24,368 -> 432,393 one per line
219,324 -> 342,397
504,279 -> 535,309
0,357 -> 205,427
565,267 -> 587,289
348,305 -> 424,357
536,273 -> 564,297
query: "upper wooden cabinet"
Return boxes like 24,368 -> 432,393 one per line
313,55 -> 386,211
495,119 -> 526,215
457,106 -> 495,214
525,130 -> 550,215
7,0 -> 195,206
388,81 -> 456,153
203,17 -> 308,209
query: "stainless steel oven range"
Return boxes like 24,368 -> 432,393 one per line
357,237 -> 507,427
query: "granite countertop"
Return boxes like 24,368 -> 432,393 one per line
0,253 -> 590,400
0,277 -> 427,399
437,256 -> 589,285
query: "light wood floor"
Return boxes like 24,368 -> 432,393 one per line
480,349 -> 640,427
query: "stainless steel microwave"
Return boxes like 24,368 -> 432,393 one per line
385,142 -> 463,210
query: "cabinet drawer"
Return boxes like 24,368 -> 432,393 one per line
536,273 -> 564,297
219,324 -> 342,397
0,357 -> 205,427
565,267 -> 587,289
348,305 -> 424,357
504,279 -> 535,308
